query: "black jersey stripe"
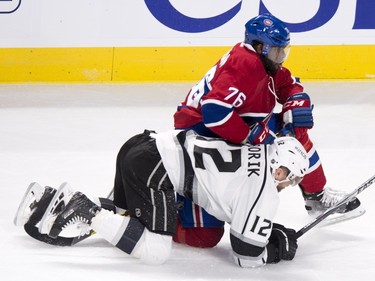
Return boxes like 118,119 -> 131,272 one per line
241,145 -> 269,234
230,232 -> 264,258
176,131 -> 195,200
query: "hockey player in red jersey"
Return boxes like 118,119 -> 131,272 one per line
172,13 -> 362,248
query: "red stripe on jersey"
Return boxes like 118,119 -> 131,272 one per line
193,203 -> 203,227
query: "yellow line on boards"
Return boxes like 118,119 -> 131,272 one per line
0,45 -> 374,82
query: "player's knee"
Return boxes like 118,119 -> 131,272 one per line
133,229 -> 172,265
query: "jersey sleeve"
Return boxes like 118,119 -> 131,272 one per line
274,67 -> 304,104
200,50 -> 262,144
229,177 -> 279,267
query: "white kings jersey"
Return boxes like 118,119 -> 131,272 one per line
152,130 -> 280,267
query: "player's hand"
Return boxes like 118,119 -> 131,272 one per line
282,93 -> 314,138
248,121 -> 276,145
266,223 -> 298,263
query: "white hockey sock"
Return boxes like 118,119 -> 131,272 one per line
90,209 -> 130,245
131,229 -> 172,265
91,209 -> 172,264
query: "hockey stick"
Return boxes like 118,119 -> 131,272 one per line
296,174 -> 375,239
106,187 -> 114,200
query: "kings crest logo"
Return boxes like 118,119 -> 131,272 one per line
0,0 -> 21,14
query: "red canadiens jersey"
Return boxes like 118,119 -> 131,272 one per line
174,42 -> 304,144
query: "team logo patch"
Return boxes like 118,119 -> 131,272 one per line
135,208 -> 141,217
263,19 -> 273,26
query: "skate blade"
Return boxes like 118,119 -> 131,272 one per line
320,206 -> 366,227
14,182 -> 44,226
38,182 -> 74,235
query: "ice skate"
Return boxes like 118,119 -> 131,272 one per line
38,182 -> 74,235
304,187 -> 365,221
14,183 -> 56,226
49,192 -> 100,239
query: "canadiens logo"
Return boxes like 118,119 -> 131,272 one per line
263,19 -> 273,26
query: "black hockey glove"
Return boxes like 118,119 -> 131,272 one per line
266,223 -> 298,263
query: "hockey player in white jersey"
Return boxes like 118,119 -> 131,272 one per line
14,130 -> 309,267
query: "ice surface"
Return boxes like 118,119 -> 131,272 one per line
1,82 -> 374,281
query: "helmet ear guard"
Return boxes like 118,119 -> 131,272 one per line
269,137 -> 309,186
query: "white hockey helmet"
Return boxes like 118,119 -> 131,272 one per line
269,136 -> 309,186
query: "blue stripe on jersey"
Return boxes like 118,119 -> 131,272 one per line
189,122 -> 220,138
176,194 -> 224,228
201,101 -> 233,125
183,113 -> 282,139
308,150 -> 320,168
267,113 -> 282,133
242,113 -> 282,134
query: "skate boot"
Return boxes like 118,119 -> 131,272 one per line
38,182 -> 74,234
304,187 -> 363,217
14,182 -> 56,226
49,192 -> 101,239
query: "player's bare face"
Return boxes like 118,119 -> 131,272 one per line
274,167 -> 291,192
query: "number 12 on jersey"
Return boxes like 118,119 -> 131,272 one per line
250,215 -> 272,237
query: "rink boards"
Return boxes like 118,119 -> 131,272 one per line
1,1 -> 374,82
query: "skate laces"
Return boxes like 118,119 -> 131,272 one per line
320,187 -> 346,208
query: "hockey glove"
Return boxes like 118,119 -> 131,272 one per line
248,121 -> 276,145
282,93 -> 314,138
266,223 -> 298,263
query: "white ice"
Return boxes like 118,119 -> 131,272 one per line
1,82 -> 374,281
